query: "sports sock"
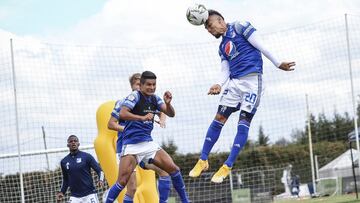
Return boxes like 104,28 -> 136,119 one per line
200,120 -> 224,160
170,171 -> 190,203
105,182 -> 124,203
158,176 -> 171,203
224,120 -> 249,167
123,194 -> 133,203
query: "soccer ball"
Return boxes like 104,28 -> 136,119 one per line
186,4 -> 209,26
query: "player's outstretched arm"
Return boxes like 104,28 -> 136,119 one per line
161,91 -> 175,117
120,106 -> 154,121
107,116 -> 125,132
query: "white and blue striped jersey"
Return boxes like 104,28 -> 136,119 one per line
111,99 -> 126,153
219,21 -> 262,78
121,90 -> 164,145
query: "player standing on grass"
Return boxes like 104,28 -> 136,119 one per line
105,71 -> 190,203
189,9 -> 296,183
57,135 -> 104,203
107,73 -> 171,203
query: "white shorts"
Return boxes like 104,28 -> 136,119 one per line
116,153 -> 136,172
121,141 -> 161,164
220,73 -> 264,113
68,193 -> 99,203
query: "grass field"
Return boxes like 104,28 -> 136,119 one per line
275,194 -> 360,203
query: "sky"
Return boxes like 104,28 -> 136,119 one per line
0,0 -> 360,173
0,0 -> 359,45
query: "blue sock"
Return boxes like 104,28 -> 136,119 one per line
200,120 -> 224,160
105,182 -> 124,203
158,176 -> 171,203
123,194 -> 133,203
224,120 -> 250,167
170,171 -> 189,203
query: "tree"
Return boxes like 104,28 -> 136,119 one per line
332,110 -> 353,141
274,137 -> 290,147
316,112 -> 332,142
291,128 -> 306,144
257,125 -> 270,146
161,139 -> 178,157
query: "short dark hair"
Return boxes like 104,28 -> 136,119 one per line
140,71 -> 157,84
205,9 -> 224,28
67,135 -> 78,142
129,73 -> 141,86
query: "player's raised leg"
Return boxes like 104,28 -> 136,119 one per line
212,75 -> 261,183
189,105 -> 237,178
105,155 -> 137,203
152,149 -> 190,203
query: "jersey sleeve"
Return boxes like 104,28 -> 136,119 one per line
155,94 -> 165,111
234,21 -> 256,39
111,99 -> 123,120
60,160 -> 69,194
88,153 -> 103,180
121,91 -> 140,110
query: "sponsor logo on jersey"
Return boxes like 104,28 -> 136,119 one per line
76,158 -> 82,163
224,41 -> 239,60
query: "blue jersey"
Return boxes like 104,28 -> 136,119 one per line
219,21 -> 262,78
121,90 -> 164,145
111,99 -> 126,153
60,151 -> 102,197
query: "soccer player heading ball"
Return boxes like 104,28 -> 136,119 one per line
189,8 -> 295,183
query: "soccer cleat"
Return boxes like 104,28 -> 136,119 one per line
189,159 -> 209,177
211,164 -> 232,183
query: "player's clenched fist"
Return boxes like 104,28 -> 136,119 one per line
163,91 -> 173,104
142,113 -> 154,121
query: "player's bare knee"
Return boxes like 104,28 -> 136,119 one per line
215,114 -> 227,123
118,174 -> 130,186
157,169 -> 169,177
167,164 -> 180,174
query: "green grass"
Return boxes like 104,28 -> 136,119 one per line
275,194 -> 360,203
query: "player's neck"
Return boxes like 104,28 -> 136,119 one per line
70,149 -> 79,155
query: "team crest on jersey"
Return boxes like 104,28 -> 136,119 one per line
224,41 -> 239,60
76,158 -> 82,163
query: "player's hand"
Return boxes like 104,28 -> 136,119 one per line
208,84 -> 221,95
97,180 -> 104,187
155,119 -> 166,128
56,192 -> 64,201
163,91 -> 172,104
278,62 -> 296,71
142,113 -> 154,121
